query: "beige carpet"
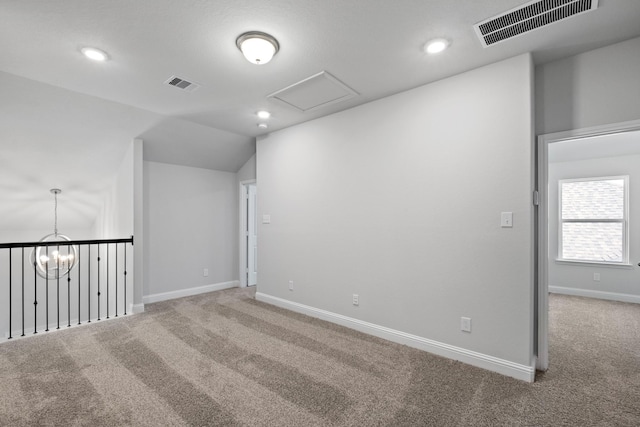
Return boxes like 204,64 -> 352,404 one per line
0,288 -> 639,426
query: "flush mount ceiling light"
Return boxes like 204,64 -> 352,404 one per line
257,110 -> 271,119
424,38 -> 450,54
236,31 -> 279,65
257,123 -> 268,129
81,47 -> 109,61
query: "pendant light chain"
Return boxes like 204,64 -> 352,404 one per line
54,191 -> 58,237
51,188 -> 61,237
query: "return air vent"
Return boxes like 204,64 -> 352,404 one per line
474,0 -> 598,47
164,76 -> 200,92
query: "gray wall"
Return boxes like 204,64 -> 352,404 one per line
93,141 -> 134,239
548,154 -> 640,301
536,36 -> 640,135
143,161 -> 238,298
256,54 -> 535,367
237,154 -> 256,183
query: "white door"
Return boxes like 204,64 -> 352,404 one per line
247,184 -> 257,286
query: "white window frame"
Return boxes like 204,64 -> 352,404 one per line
558,175 -> 629,266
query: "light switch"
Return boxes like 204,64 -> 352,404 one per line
501,212 -> 513,228
461,317 -> 472,332
262,214 -> 271,224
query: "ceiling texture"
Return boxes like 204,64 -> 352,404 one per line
1,0 -> 640,232
549,130 -> 640,163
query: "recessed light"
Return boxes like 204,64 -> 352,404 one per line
257,110 -> 271,119
424,38 -> 450,55
258,123 -> 268,129
81,47 -> 109,61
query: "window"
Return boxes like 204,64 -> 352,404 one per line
559,176 -> 628,264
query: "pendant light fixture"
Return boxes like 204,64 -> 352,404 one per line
236,31 -> 279,65
30,189 -> 78,279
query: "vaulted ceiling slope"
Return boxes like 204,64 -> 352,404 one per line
0,70 -> 254,231
3,1 -> 640,138
1,1 -> 640,232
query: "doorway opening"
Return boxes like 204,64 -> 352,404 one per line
536,119 -> 640,371
239,180 -> 257,287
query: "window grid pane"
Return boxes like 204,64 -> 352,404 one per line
562,222 -> 623,263
561,179 -> 624,220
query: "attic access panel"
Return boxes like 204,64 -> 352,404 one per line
268,71 -> 358,113
474,0 -> 599,47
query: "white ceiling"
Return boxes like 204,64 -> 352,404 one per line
549,130 -> 640,163
2,0 -> 640,233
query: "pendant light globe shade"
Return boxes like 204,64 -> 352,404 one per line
30,188 -> 78,280
30,234 -> 78,280
236,32 -> 279,65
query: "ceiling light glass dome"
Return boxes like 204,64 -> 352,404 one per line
236,32 -> 279,65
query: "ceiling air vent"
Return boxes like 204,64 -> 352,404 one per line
164,76 -> 200,92
474,0 -> 598,47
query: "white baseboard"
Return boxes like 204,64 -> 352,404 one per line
143,281 -> 239,304
550,286 -> 640,304
132,303 -> 145,314
255,292 -> 535,383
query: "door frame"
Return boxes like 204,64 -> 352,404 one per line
239,179 -> 257,287
536,118 -> 640,371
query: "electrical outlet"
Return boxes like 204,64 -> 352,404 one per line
352,294 -> 359,306
593,273 -> 601,282
461,317 -> 472,332
203,268 -> 209,277
288,280 -> 294,291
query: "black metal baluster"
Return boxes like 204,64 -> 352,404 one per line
9,248 -> 12,339
115,244 -> 118,317
0,238 -> 134,336
45,246 -> 49,332
88,245 -> 91,323
22,247 -> 25,337
56,243 -> 60,330
97,245 -> 101,321
106,243 -> 110,319
78,246 -> 81,325
0,238 -> 133,337
67,246 -> 71,327
124,243 -> 127,315
33,259 -> 37,334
